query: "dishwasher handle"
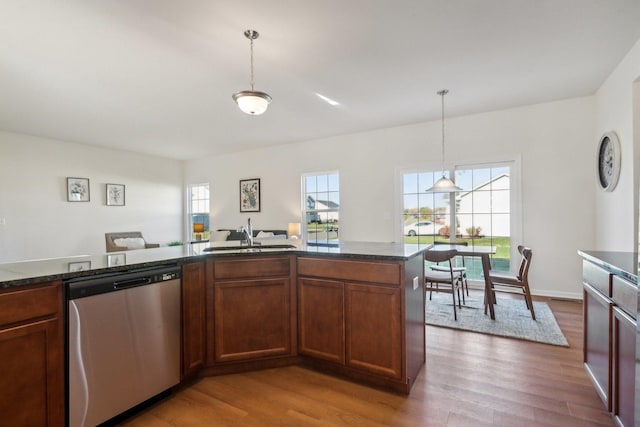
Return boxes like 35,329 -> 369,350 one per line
113,277 -> 151,290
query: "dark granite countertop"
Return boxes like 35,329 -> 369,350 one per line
578,250 -> 638,284
0,241 -> 429,289
297,241 -> 428,259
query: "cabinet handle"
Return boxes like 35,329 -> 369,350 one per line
612,306 -> 635,327
584,283 -> 611,305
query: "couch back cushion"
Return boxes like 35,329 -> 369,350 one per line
113,237 -> 146,249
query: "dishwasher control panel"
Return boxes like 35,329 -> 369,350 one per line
160,272 -> 179,281
66,265 -> 181,300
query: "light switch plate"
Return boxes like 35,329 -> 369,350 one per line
412,276 -> 419,290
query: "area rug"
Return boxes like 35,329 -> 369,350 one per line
425,291 -> 569,347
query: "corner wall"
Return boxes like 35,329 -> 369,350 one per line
0,131 -> 184,262
595,38 -> 640,251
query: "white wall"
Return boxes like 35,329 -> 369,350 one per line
185,96 -> 595,298
595,38 -> 640,251
0,131 -> 183,262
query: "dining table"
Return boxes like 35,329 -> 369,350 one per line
428,244 -> 498,320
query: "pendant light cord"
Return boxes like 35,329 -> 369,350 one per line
249,35 -> 255,91
438,89 -> 449,176
441,91 -> 445,174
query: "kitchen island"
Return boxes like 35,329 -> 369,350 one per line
0,241 -> 427,426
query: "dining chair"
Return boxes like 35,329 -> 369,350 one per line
486,245 -> 535,320
424,249 -> 464,320
430,241 -> 469,301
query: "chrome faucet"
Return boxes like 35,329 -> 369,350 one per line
240,217 -> 253,246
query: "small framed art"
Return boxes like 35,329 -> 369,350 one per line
67,177 -> 90,202
106,183 -> 125,206
69,261 -> 91,272
107,253 -> 126,267
240,178 -> 260,212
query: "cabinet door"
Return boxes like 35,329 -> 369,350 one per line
0,282 -> 63,427
345,283 -> 402,379
214,278 -> 292,362
298,278 -> 345,364
612,306 -> 636,427
583,283 -> 613,411
182,262 -> 206,378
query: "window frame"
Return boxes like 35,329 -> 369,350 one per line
399,158 -> 522,279
187,183 -> 210,243
301,171 -> 340,246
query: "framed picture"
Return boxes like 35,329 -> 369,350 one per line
106,183 -> 125,206
240,178 -> 261,212
67,177 -> 90,202
107,253 -> 126,267
69,261 -> 91,272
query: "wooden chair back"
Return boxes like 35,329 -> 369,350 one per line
516,245 -> 533,281
487,244 -> 535,320
424,249 -> 458,264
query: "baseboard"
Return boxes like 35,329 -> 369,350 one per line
466,281 -> 582,301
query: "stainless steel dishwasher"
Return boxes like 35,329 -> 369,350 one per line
67,265 -> 181,427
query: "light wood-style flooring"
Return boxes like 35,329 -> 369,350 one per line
122,295 -> 613,426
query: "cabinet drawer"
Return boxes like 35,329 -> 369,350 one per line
214,256 -> 290,280
0,282 -> 61,327
298,257 -> 400,285
583,261 -> 611,297
612,275 -> 637,319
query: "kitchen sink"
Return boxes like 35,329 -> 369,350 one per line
203,244 -> 297,253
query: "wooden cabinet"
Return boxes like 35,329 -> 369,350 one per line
200,252 -> 423,393
345,282 -> 402,379
582,258 -> 636,427
612,306 -> 635,427
181,261 -> 207,378
583,282 -> 613,410
210,256 -> 296,364
297,256 -> 423,392
0,281 -> 64,427
298,275 -> 402,379
298,277 -> 345,363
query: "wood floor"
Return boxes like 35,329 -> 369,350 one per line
122,296 -> 614,427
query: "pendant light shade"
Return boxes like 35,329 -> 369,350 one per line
233,30 -> 272,115
232,90 -> 271,115
425,89 -> 462,193
428,175 -> 463,192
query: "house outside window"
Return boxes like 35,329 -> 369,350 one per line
188,183 -> 210,242
403,162 -> 516,280
302,172 -> 339,246
403,171 -> 451,244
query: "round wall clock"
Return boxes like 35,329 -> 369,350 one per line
597,131 -> 621,192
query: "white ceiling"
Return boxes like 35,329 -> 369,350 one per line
1,1 -> 640,160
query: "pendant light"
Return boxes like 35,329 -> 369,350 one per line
232,30 -> 272,115
425,89 -> 462,193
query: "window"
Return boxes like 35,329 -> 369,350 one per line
303,172 -> 339,246
403,162 -> 515,279
403,171 -> 451,244
188,183 -> 210,242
